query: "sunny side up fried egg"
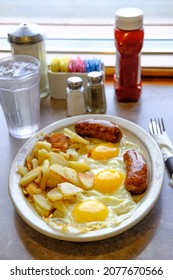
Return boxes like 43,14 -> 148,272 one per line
46,134 -> 141,234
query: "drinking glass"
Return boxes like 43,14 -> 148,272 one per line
0,55 -> 40,139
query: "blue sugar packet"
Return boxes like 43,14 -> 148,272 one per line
84,58 -> 101,72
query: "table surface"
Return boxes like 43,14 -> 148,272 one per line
1,80 -> 173,260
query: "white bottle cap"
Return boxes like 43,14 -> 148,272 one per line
115,7 -> 143,30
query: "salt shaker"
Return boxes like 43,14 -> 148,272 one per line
8,23 -> 48,98
86,71 -> 106,113
66,76 -> 86,117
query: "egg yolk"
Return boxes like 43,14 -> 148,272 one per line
89,143 -> 119,160
72,199 -> 108,223
93,169 -> 124,194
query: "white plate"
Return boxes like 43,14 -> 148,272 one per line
9,115 -> 164,242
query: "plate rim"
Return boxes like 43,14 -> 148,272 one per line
8,114 -> 165,242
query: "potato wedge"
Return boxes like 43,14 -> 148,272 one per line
78,172 -> 94,190
52,201 -> 68,218
47,187 -> 63,201
64,166 -> 82,187
34,203 -> 50,218
58,182 -> 83,198
49,164 -> 67,180
66,148 -> 79,161
68,161 -> 90,172
33,194 -> 53,217
46,177 -> 66,188
48,151 -> 68,166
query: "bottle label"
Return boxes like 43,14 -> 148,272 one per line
115,51 -> 141,87
137,53 -> 141,84
115,53 -> 120,81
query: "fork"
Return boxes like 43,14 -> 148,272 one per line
149,118 -> 165,135
149,118 -> 173,176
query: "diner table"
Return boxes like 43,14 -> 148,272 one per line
1,79 -> 173,260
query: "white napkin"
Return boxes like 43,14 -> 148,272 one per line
151,132 -> 173,161
151,132 -> 173,187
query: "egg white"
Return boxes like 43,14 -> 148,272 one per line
46,134 -> 142,234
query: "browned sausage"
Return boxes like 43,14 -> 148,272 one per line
74,119 -> 122,143
123,149 -> 149,194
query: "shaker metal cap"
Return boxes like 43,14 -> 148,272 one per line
67,76 -> 83,89
8,23 -> 45,44
87,71 -> 103,84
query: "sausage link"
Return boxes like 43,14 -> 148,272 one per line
74,119 -> 122,143
123,149 -> 149,194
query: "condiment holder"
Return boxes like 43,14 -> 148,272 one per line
48,71 -> 89,99
48,62 -> 105,99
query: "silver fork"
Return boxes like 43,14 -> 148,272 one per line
149,118 -> 165,135
149,118 -> 173,176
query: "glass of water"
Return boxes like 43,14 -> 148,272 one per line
0,55 -> 40,139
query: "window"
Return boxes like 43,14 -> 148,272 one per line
0,0 -> 173,24
0,0 -> 173,76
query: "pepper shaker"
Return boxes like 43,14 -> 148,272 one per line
8,23 -> 48,98
86,71 -> 106,113
66,76 -> 86,117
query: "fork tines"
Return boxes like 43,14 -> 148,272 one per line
149,118 -> 165,134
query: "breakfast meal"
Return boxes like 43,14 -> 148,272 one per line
17,118 -> 149,234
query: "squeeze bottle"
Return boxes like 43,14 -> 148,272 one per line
114,7 -> 144,102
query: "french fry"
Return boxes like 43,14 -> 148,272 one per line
64,128 -> 89,145
40,159 -> 50,190
26,182 -> 42,196
59,151 -> 69,160
36,141 -> 52,152
32,141 -> 52,158
17,165 -> 29,176
33,171 -> 42,184
32,158 -> 38,169
26,155 -> 33,170
37,149 -> 49,166
20,166 -> 42,186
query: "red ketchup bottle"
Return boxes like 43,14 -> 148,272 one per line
114,7 -> 144,102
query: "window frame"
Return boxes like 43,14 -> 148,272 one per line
0,21 -> 173,78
